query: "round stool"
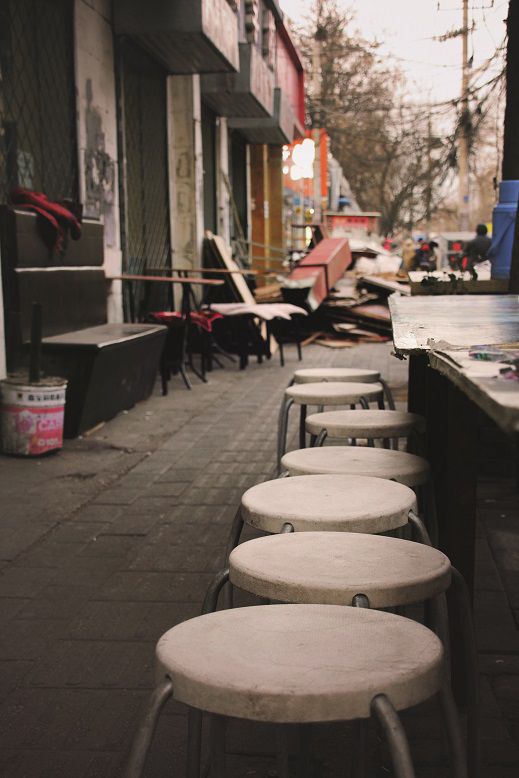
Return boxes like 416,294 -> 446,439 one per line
229,532 -> 450,608
222,475 -> 431,599
293,367 -> 380,384
124,605 -> 467,778
280,446 -> 438,562
291,367 -> 395,409
241,473 -> 416,534
281,445 -> 429,486
223,534 -> 478,777
305,409 -> 425,450
277,381 -> 384,472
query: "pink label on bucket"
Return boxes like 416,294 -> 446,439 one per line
1,404 -> 64,455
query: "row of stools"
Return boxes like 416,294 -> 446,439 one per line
124,366 -> 479,778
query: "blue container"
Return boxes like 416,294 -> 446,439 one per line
489,180 -> 519,279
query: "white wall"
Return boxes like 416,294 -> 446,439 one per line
167,74 -> 205,304
216,116 -> 231,247
74,0 -> 123,322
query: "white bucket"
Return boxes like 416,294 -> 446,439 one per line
0,376 -> 67,456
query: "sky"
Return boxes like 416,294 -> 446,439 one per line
278,0 -> 508,104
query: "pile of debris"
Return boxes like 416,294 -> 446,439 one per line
316,272 -> 409,348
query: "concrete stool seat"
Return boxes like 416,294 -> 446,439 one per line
155,605 -> 442,722
241,474 -> 416,534
286,380 -> 383,406
229,532 -> 451,608
124,605 -> 470,778
293,367 -> 381,384
278,382 -> 385,470
281,446 -> 430,487
306,409 -> 425,446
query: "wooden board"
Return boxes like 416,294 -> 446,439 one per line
389,294 -> 519,356
285,238 -> 352,310
429,350 -> 519,436
205,231 -> 256,305
359,275 -> 410,296
110,274 -> 224,287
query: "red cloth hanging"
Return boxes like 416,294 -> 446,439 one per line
11,187 -> 82,253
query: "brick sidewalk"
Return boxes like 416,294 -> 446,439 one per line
0,342 -> 517,777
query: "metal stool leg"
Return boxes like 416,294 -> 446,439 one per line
124,679 -> 173,778
371,695 -> 416,778
202,568 -> 230,614
223,508 -> 244,608
379,377 -> 396,410
407,510 -> 433,546
224,508 -> 244,563
299,404 -> 307,449
277,397 -> 294,474
315,429 -> 328,447
423,478 -> 439,546
439,683 -> 468,778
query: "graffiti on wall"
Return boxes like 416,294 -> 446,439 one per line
84,79 -> 116,247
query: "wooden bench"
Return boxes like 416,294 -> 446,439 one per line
0,207 -> 167,437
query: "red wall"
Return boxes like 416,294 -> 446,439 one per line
276,30 -> 305,126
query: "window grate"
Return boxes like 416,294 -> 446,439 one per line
119,41 -> 171,319
0,0 -> 78,202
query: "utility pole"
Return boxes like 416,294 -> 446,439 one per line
504,0 -> 519,291
502,0 -> 519,180
458,0 -> 470,231
312,0 -> 324,224
425,112 -> 434,235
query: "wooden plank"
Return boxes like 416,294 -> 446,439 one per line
429,350 -> 519,436
205,232 -> 256,304
109,274 -> 224,287
172,266 -> 258,275
286,237 -> 352,310
389,294 -> 519,355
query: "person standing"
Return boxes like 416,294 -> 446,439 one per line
463,224 -> 492,270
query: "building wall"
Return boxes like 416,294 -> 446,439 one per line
0,242 -> 5,378
275,32 -> 303,123
74,0 -> 123,322
167,75 -> 205,303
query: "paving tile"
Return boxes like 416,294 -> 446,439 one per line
65,600 -> 197,641
0,597 -> 32,620
98,512 -> 164,536
28,640 -> 154,689
129,543 -> 223,573
0,620 -> 64,661
96,571 -> 213,603
0,748 -> 124,778
0,688 -> 146,750
0,661 -> 33,695
475,591 -> 519,652
0,566 -> 60,597
17,585 -> 92,621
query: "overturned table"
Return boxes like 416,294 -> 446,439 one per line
389,294 -> 519,593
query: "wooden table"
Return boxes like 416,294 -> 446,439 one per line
389,294 -> 519,594
390,294 -> 519,707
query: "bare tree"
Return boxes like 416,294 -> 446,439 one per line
294,1 -> 486,235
